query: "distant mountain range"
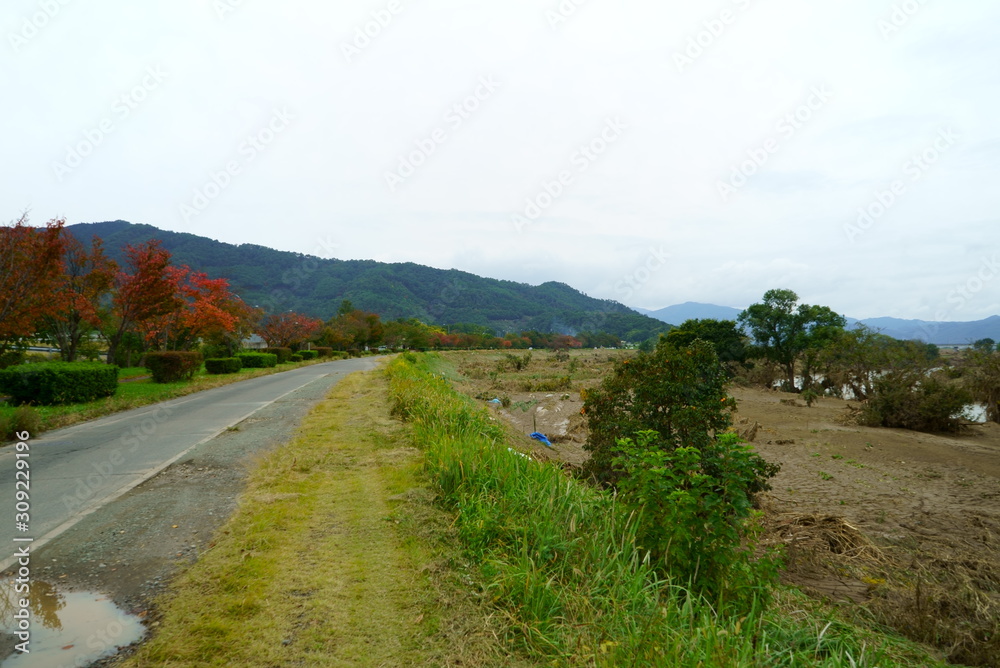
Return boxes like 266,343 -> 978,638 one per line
637,303 -> 1000,346
67,221 -> 670,342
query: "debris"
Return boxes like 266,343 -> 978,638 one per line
529,432 -> 553,448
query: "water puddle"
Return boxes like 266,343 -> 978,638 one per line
0,580 -> 145,668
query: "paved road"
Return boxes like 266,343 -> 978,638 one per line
0,358 -> 378,569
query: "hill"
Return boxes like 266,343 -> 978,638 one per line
67,221 -> 670,342
640,301 -> 744,325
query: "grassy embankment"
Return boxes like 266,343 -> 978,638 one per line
0,357 -> 347,441
121,353 -> 948,666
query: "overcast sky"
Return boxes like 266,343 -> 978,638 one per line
4,0 -> 999,321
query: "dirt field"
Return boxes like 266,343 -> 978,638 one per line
439,349 -> 1000,666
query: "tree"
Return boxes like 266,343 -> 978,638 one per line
318,309 -> 384,351
738,289 -> 845,391
42,234 -> 117,361
140,267 -> 247,351
0,215 -> 66,352
665,318 -> 748,365
964,348 -> 1000,423
106,241 -> 181,366
257,312 -> 322,348
583,338 -> 738,487
973,338 -> 996,353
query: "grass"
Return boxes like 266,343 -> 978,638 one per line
0,357 -> 341,443
121,367 -> 529,667
385,352 -> 948,667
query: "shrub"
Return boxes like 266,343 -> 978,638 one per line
860,371 -> 972,432
235,352 -> 277,368
583,338 -> 738,487
143,352 -> 203,383
297,350 -> 318,360
0,351 -> 25,370
289,354 -> 303,362
313,347 -> 333,358
205,357 -> 242,374
613,430 -> 778,609
0,362 -> 118,405
0,406 -> 42,441
330,350 -> 349,360
264,347 -> 293,364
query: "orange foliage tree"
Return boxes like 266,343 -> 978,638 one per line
257,311 -> 323,348
0,215 -> 66,352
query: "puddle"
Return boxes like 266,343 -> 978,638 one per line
0,580 -> 145,668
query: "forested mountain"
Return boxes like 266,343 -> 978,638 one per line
67,221 -> 670,341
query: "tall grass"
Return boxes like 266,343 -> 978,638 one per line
386,353 -> 943,667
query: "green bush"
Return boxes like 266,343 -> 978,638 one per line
0,351 -> 25,370
330,350 -> 349,360
143,352 -> 203,383
235,352 -> 278,368
0,362 -> 119,405
298,350 -> 318,360
0,406 -> 42,441
289,354 -> 303,362
613,430 -> 777,609
264,347 -> 293,364
205,357 -> 242,374
313,347 -> 333,358
861,372 -> 972,432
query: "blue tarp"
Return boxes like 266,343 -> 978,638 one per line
529,432 -> 553,448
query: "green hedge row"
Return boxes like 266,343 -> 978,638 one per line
0,362 -> 119,405
144,352 -> 203,383
236,352 -> 278,368
205,357 -> 242,374
313,347 -> 333,358
298,350 -> 318,360
264,347 -> 293,364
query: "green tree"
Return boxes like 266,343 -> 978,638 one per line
665,318 -> 748,365
973,337 -> 996,353
963,348 -> 1000,423
738,289 -> 845,391
583,338 -> 748,487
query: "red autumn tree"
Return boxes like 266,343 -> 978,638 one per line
42,234 -> 118,361
318,309 -> 384,351
105,241 -> 181,366
0,214 -> 66,352
140,267 -> 249,352
257,311 -> 322,348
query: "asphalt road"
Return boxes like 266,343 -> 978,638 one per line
0,358 -> 378,571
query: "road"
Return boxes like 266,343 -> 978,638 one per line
0,358 -> 378,571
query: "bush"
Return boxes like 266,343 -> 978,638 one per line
205,357 -> 242,374
330,350 -> 349,360
860,371 -> 972,432
0,406 -> 42,441
264,347 -> 293,364
613,430 -> 777,608
143,352 -> 203,383
297,350 -> 318,360
289,354 -> 303,362
313,347 -> 333,358
0,362 -> 118,405
0,351 -> 25,370
235,352 -> 278,368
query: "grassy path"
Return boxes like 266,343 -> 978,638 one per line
121,368 -> 526,667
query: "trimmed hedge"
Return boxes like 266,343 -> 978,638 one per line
313,347 -> 333,358
144,352 -> 203,383
236,352 -> 278,368
289,354 -> 304,362
264,347 -> 293,364
298,350 -> 318,360
0,362 -> 119,405
205,357 -> 242,374
330,350 -> 349,360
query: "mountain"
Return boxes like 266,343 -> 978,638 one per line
641,302 -> 744,326
641,300 -> 1000,346
67,221 -> 670,342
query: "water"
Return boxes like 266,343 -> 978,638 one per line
0,580 -> 145,668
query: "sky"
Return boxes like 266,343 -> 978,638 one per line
3,0 -> 999,322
